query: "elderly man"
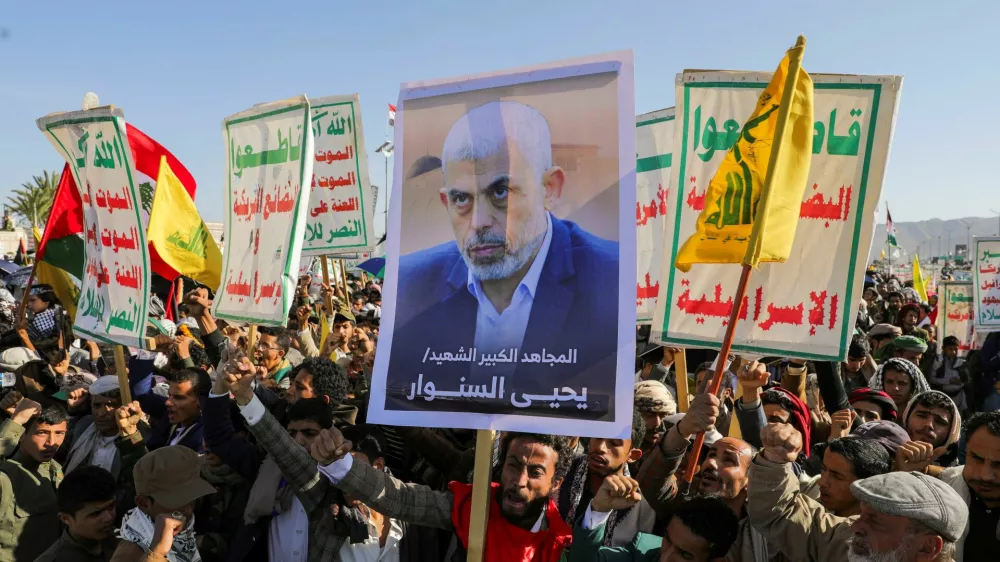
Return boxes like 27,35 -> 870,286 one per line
388,100 -> 619,417
749,422 -> 968,562
633,380 -> 676,459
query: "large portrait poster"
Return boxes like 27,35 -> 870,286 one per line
636,108 -> 675,324
652,72 -> 902,361
37,108 -> 151,347
973,237 -> 1000,332
369,52 -> 636,437
938,281 -> 974,355
302,94 -> 376,256
214,97 -> 314,326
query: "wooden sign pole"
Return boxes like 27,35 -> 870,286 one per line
320,257 -> 334,314
339,259 -> 350,300
246,325 -> 258,361
466,429 -> 495,561
113,345 -> 132,404
674,349 -> 689,413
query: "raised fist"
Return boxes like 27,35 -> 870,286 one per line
760,423 -> 803,464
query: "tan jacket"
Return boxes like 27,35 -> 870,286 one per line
109,541 -> 167,562
747,455 -> 853,562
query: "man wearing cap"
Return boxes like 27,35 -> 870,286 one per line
633,380 -> 676,459
749,422 -> 967,562
113,446 -> 216,562
867,323 -> 902,354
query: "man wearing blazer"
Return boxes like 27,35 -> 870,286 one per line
386,101 -> 619,420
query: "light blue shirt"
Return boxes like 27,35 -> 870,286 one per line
467,212 -> 553,354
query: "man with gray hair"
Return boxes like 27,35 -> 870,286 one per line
749,422 -> 968,562
388,100 -> 619,417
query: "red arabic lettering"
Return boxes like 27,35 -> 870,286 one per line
686,176 -> 705,211
799,184 -> 852,228
114,263 -> 141,289
86,259 -> 111,288
676,284 -> 748,321
636,272 -> 659,304
758,302 -> 805,331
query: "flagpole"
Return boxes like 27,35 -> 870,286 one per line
679,264 -> 751,493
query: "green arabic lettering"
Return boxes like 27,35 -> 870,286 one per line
826,109 -> 861,156
812,121 -> 825,154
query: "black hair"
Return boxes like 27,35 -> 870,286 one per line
169,368 -> 212,397
170,344 -> 212,372
761,389 -> 796,415
288,357 -> 350,405
920,303 -> 933,314
30,284 -> 60,308
26,404 -> 68,430
352,294 -> 367,304
631,408 -> 646,447
908,392 -> 956,417
57,465 -> 116,515
667,496 -> 740,558
942,335 -> 960,348
341,424 -> 386,464
177,303 -> 191,316
826,437 -> 891,479
258,326 -> 291,353
501,432 -> 574,483
887,291 -> 903,301
965,411 -> 1000,442
286,398 -> 333,429
848,334 -> 871,360
39,346 -> 68,367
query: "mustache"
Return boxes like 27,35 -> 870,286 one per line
464,231 -> 508,250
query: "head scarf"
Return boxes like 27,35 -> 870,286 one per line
634,380 -> 676,415
900,390 -> 962,449
849,388 -> 898,422
764,386 -> 812,453
868,357 -> 931,398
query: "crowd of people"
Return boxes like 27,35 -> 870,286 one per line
0,263 -> 996,562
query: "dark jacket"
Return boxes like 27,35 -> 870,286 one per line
128,358 -> 204,452
385,215 -> 620,419
33,530 -> 117,562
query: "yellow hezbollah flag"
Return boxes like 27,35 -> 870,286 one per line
675,36 -> 814,272
32,227 -> 80,321
148,156 -> 222,290
913,254 -> 928,302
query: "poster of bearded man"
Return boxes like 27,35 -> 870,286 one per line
370,51 -> 636,437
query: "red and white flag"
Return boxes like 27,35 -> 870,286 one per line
388,104 -> 396,127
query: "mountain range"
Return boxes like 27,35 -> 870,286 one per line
867,215 -> 1000,262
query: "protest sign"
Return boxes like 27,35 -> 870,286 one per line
37,108 -> 151,348
636,108 -> 675,324
214,96 -> 314,326
369,51 -> 636,437
302,95 -> 376,256
938,281 -> 974,355
973,236 -> 1000,332
652,71 -> 903,361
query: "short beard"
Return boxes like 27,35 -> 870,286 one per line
847,534 -> 911,562
461,215 -> 547,281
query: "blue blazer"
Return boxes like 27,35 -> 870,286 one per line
384,216 -> 620,420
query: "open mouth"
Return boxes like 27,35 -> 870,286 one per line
503,490 -> 528,511
588,454 -> 609,469
698,472 -> 720,491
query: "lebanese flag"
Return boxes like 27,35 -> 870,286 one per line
38,124 -> 197,282
388,103 -> 396,127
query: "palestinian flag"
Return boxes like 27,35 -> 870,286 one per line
33,227 -> 80,321
13,237 -> 27,266
886,206 -> 898,247
37,124 -> 197,282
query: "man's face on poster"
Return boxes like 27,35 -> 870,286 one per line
440,142 -> 564,281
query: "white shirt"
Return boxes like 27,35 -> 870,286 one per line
467,213 -> 553,353
582,503 -> 611,530
337,511 -> 404,562
240,395 -> 310,562
89,434 -> 118,472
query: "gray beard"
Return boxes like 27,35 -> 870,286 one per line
463,224 -> 546,281
847,535 -> 911,562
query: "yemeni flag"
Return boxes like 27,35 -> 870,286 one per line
37,124 -> 197,283
886,206 -> 898,247
388,103 -> 396,127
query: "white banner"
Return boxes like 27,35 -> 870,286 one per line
938,281 -> 974,355
973,237 -> 1000,332
214,97 -> 314,326
302,94 -> 376,257
37,108 -> 152,347
652,72 -> 902,361
636,108 -> 675,324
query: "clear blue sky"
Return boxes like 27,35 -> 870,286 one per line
1,0 -> 996,226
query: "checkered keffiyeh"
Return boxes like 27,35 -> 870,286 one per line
27,308 -> 56,341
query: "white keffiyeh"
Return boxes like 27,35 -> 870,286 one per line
118,508 -> 201,562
